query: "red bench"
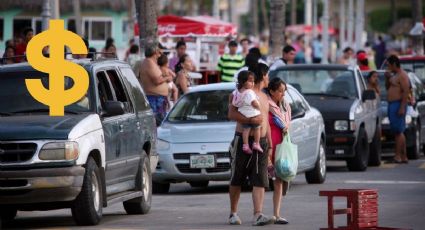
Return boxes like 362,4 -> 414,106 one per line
319,189 -> 410,230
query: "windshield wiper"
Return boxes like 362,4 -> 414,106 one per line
11,108 -> 80,114
304,93 -> 350,99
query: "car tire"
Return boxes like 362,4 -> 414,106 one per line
153,182 -> 170,194
347,127 -> 369,172
305,138 -> 326,184
0,208 -> 17,222
368,124 -> 382,166
123,151 -> 152,215
71,157 -> 103,226
407,124 -> 420,160
189,181 -> 209,188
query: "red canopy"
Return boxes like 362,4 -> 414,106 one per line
134,15 -> 237,37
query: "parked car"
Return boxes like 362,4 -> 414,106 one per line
270,64 -> 381,171
0,60 -> 158,225
364,70 -> 425,159
153,83 -> 327,193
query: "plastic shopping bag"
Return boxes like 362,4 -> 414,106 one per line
274,134 -> 298,182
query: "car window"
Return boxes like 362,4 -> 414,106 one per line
167,90 -> 231,122
0,70 -> 92,114
270,69 -> 357,98
119,67 -> 150,110
96,70 -> 133,114
106,69 -> 134,113
287,88 -> 306,118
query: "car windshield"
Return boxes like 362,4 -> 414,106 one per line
0,70 -> 93,114
167,90 -> 231,122
270,69 -> 357,98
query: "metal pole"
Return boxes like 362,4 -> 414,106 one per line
213,0 -> 219,19
51,0 -> 60,19
41,0 -> 51,31
313,0 -> 318,39
321,0 -> 329,63
347,0 -> 354,48
73,0 -> 82,35
355,0 -> 364,51
339,0 -> 346,49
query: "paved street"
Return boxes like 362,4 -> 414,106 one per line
3,156 -> 425,230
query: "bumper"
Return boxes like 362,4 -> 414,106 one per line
153,143 -> 231,183
0,166 -> 85,204
325,133 -> 356,159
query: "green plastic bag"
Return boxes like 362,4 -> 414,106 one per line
274,134 -> 298,182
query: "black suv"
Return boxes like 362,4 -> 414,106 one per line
270,64 -> 381,171
0,59 -> 158,225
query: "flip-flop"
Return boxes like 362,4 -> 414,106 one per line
387,159 -> 402,164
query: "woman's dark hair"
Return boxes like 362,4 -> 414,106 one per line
367,70 -> 377,80
248,62 -> 269,84
104,37 -> 114,50
157,54 -> 169,66
129,44 -> 139,54
237,70 -> 255,90
267,77 -> 287,95
175,54 -> 189,73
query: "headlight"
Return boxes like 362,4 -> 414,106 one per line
157,139 -> 170,150
406,115 -> 412,125
39,142 -> 79,160
334,120 -> 348,131
382,117 -> 389,125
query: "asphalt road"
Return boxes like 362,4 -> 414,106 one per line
3,156 -> 425,230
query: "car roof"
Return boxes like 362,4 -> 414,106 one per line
188,82 -> 297,93
399,55 -> 425,61
273,64 -> 354,71
0,59 -> 128,73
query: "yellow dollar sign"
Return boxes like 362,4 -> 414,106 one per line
26,20 -> 89,116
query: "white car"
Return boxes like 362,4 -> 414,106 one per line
153,83 -> 327,193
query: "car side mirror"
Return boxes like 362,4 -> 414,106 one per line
104,101 -> 125,116
292,110 -> 306,120
362,90 -> 376,102
419,93 -> 425,102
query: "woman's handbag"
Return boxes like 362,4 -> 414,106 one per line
274,133 -> 298,182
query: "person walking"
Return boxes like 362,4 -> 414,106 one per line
227,63 -> 274,226
266,77 -> 291,225
218,40 -> 245,82
385,55 -> 410,163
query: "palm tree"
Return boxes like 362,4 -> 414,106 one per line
269,0 -> 286,58
135,0 -> 158,57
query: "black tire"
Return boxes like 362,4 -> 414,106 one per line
407,124 -> 420,160
189,181 -> 209,188
71,157 -> 103,226
153,182 -> 170,194
347,128 -> 369,172
0,208 -> 17,222
368,124 -> 382,166
305,138 -> 326,184
124,151 -> 152,214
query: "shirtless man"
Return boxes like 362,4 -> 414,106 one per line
385,55 -> 410,163
227,63 -> 274,226
139,45 -> 173,126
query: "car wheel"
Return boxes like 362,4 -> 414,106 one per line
123,151 -> 152,214
153,182 -> 170,194
368,124 -> 382,166
407,124 -> 420,160
71,157 -> 103,226
347,127 -> 369,172
305,138 -> 326,184
189,181 -> 209,188
0,208 -> 17,222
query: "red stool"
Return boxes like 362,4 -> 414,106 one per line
319,189 -> 410,230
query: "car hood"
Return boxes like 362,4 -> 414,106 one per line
158,122 -> 236,143
304,95 -> 354,120
0,114 -> 91,141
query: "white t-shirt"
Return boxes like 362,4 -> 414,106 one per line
269,59 -> 286,71
232,89 -> 261,118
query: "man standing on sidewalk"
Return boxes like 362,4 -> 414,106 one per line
218,40 -> 245,82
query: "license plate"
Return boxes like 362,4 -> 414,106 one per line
190,155 -> 215,168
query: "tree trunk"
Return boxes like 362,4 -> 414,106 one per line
412,0 -> 424,55
260,0 -> 269,35
269,0 -> 286,58
135,0 -> 158,58
252,0 -> 259,36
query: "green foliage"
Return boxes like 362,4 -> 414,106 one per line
369,7 -> 423,33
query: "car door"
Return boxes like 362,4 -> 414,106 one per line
357,69 -> 376,141
286,90 -> 308,171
